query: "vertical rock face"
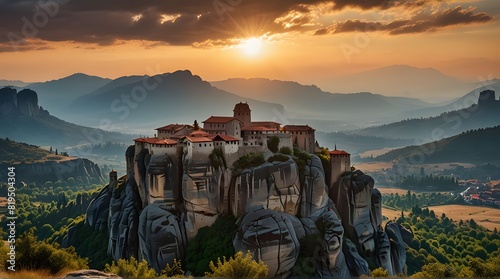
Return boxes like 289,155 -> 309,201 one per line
337,170 -> 376,257
0,87 -> 18,117
318,209 -> 349,278
343,238 -> 370,277
386,221 -> 413,275
300,155 -> 330,218
7,158 -> 103,184
146,154 -> 179,207
182,158 -> 230,239
233,207 -> 304,278
80,148 -> 413,277
85,186 -> 112,231
108,176 -> 141,260
231,158 -> 301,217
17,89 -> 39,117
138,203 -> 187,273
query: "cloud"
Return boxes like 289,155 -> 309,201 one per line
316,6 -> 493,35
0,0 -> 494,52
331,0 -> 438,10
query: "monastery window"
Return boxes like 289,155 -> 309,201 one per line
199,144 -> 202,147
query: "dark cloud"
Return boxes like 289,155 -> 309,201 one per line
0,0 -> 330,51
332,0 -> 438,11
316,6 -> 493,35
0,0 -> 494,52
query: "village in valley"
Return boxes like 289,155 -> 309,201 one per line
461,179 -> 500,208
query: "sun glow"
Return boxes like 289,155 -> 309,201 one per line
240,37 -> 263,56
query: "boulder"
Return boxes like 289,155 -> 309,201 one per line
62,269 -> 121,279
343,238 -> 370,277
318,209 -> 349,278
138,203 -> 187,273
386,221 -> 412,275
233,207 -> 303,278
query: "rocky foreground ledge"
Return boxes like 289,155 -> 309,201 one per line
62,269 -> 122,279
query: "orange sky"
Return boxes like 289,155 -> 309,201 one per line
0,0 -> 499,87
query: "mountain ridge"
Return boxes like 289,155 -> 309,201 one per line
373,125 -> 500,165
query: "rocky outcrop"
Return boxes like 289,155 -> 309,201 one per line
138,203 -> 187,273
230,158 -> 301,217
0,88 -> 41,118
300,155 -> 330,218
62,269 -> 122,279
85,186 -> 112,231
17,89 -> 39,117
79,147 -> 412,278
337,170 -> 376,257
318,209 -> 349,278
182,159 -> 231,239
0,87 -> 18,117
233,206 -> 304,278
108,176 -> 141,260
5,158 -> 103,185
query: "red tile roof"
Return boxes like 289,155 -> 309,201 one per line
156,124 -> 192,131
203,116 -> 241,124
282,125 -> 316,131
189,130 -> 211,137
242,125 -> 276,131
183,136 -> 213,143
251,121 -> 281,129
213,134 -> 240,142
329,149 -> 350,156
134,138 -> 178,145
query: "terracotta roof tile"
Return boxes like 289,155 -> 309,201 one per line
134,138 -> 178,145
329,150 -> 350,155
156,124 -> 192,131
242,125 -> 276,131
203,116 -> 241,124
213,134 -> 240,141
183,136 -> 213,143
282,125 -> 316,132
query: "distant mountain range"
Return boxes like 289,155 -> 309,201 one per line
374,125 -> 500,165
347,91 -> 500,142
0,79 -> 31,87
212,77 -> 439,131
2,67 -> 499,159
324,65 -> 479,102
406,80 -> 500,118
25,73 -> 112,116
10,70 -> 286,132
0,87 -> 134,150
315,131 -> 413,155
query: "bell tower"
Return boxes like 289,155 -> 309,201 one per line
329,146 -> 351,204
233,102 -> 251,127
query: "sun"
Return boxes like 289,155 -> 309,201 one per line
240,37 -> 263,56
